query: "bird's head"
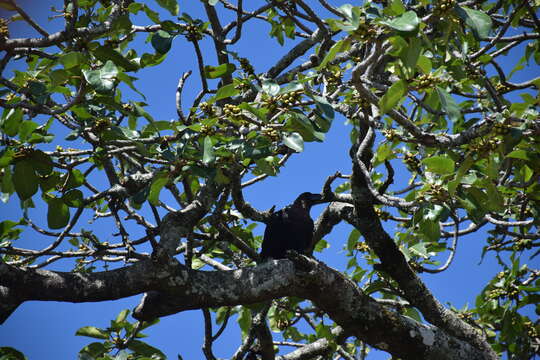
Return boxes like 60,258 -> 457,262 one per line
293,192 -> 324,210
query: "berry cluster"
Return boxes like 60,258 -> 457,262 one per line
434,0 -> 456,16
427,183 -> 449,202
13,146 -> 35,160
199,102 -> 214,116
184,24 -> 203,41
495,83 -> 511,93
93,118 -> 111,133
200,124 -> 215,136
469,137 -> 500,153
382,129 -> 398,141
0,18 -> 9,40
493,121 -> 512,135
413,73 -> 438,91
234,81 -> 251,93
514,238 -> 533,251
262,127 -> 280,142
404,152 -> 421,173
355,242 -> 370,252
223,104 -> 242,119
276,90 -> 302,106
374,207 -> 390,221
353,24 -> 378,41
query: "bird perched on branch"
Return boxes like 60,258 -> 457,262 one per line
260,192 -> 324,260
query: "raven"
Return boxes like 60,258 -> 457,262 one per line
260,192 -> 323,260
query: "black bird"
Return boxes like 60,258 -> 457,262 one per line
260,192 -> 323,260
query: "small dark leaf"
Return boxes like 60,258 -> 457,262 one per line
30,150 -> 53,176
151,30 -> 174,54
62,189 -> 84,208
47,197 -> 70,229
13,160 -> 38,200
203,63 -> 236,79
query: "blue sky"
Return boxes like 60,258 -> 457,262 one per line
0,1 -> 537,359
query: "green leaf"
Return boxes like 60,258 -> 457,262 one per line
115,309 -> 130,323
13,160 -> 38,200
82,60 -> 118,94
506,149 -> 530,161
485,182 -> 505,212
204,63 -> 236,79
133,102 -> 155,123
419,218 -> 440,243
389,0 -> 406,16
2,108 -> 23,137
75,326 -> 110,339
422,156 -> 455,175
61,52 -> 85,69
202,136 -> 215,165
151,30 -> 174,54
47,197 -> 70,229
448,156 -> 474,195
154,0 -> 179,16
455,6 -> 492,40
417,55 -> 432,74
127,340 -> 166,359
237,307 -> 252,337
286,112 -> 324,142
18,121 -> 39,142
317,38 -> 351,70
379,80 -> 407,114
27,81 -> 49,105
436,87 -> 461,122
0,220 -> 22,241
93,45 -> 139,72
283,132 -> 304,152
347,228 -> 361,251
62,189 -> 84,208
380,11 -> 419,33
312,95 -> 335,123
29,150 -> 53,176
213,83 -> 239,102
409,242 -> 429,258
79,342 -> 107,358
404,307 -> 422,322
402,37 -> 421,78
148,172 -> 168,206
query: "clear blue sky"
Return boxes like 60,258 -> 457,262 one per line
0,1 -> 535,359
